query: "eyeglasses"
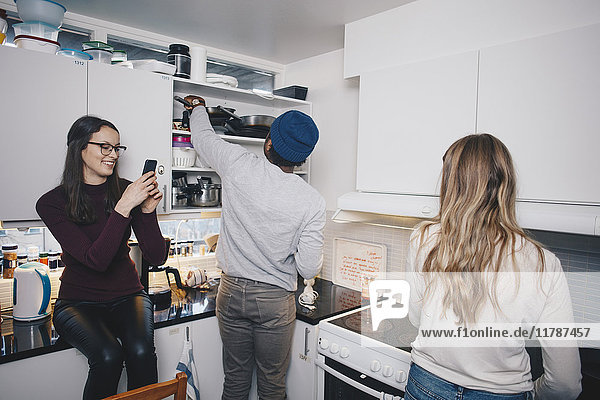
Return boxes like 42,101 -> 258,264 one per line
87,142 -> 127,156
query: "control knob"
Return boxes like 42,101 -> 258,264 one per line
395,370 -> 406,383
319,338 -> 329,350
340,347 -> 350,358
330,343 -> 340,354
382,365 -> 394,377
370,360 -> 382,372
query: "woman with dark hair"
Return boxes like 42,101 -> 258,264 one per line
36,115 -> 167,399
406,134 -> 581,399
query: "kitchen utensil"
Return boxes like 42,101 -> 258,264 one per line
12,262 -> 51,321
13,21 -> 59,41
172,171 -> 188,187
148,266 -> 184,305
217,106 -> 275,135
180,178 -> 221,207
13,35 -> 60,54
172,187 -> 188,207
206,106 -> 236,127
15,0 -> 66,28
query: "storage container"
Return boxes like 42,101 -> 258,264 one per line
167,43 -> 191,79
82,41 -> 113,51
57,48 -> 92,60
15,0 -> 66,28
85,48 -> 113,64
172,147 -> 196,168
273,85 -> 308,100
13,21 -> 59,41
14,35 -> 59,54
111,50 -> 127,63
2,244 -> 18,278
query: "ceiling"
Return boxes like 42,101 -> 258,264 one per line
57,0 -> 416,65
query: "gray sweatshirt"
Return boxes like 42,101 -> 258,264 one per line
190,107 -> 326,291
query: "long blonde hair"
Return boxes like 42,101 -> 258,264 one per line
416,133 -> 545,324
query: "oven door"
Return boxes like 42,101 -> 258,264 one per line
316,354 -> 405,400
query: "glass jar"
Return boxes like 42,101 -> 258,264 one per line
2,244 -> 18,279
167,44 -> 191,79
39,252 -> 49,266
187,241 -> 194,257
17,253 -> 28,266
27,246 -> 40,262
48,251 -> 60,270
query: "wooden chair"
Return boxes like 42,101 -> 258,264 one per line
103,372 -> 187,400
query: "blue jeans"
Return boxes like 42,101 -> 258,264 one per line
216,274 -> 296,400
405,363 -> 533,400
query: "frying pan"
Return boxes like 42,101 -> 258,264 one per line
217,106 -> 275,133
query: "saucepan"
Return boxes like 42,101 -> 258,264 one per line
217,106 -> 275,133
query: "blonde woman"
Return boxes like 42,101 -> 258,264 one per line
406,134 -> 581,400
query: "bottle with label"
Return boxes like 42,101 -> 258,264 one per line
17,253 -> 28,266
39,252 -> 49,266
2,244 -> 18,279
48,251 -> 60,270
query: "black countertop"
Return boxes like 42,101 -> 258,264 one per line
0,277 -> 363,365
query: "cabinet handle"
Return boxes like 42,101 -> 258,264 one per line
163,184 -> 167,213
304,327 -> 311,356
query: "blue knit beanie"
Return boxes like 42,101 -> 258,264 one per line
269,110 -> 319,162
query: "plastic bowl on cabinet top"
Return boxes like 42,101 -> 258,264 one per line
57,48 -> 92,61
14,34 -> 59,54
84,48 -> 113,64
14,0 -> 66,28
82,40 -> 113,52
13,21 -> 59,41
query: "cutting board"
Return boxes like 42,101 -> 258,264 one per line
332,238 -> 386,297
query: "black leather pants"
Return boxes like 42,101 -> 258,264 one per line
53,291 -> 158,400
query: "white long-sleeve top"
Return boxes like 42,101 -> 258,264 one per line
190,107 -> 326,291
407,225 -> 582,399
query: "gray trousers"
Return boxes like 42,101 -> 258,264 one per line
216,274 -> 296,400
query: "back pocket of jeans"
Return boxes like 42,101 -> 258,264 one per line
256,294 -> 295,328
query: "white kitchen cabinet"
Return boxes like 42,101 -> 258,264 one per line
87,62 -> 173,214
477,23 -> 600,205
154,316 -> 224,400
169,77 -> 313,216
286,319 -> 319,400
0,46 -> 87,224
356,51 -> 478,196
0,347 -> 89,399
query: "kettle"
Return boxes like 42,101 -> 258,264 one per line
13,262 -> 51,321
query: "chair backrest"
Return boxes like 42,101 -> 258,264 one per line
103,372 -> 187,400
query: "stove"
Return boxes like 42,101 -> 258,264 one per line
316,305 -> 418,399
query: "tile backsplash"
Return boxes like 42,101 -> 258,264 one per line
321,211 -> 600,323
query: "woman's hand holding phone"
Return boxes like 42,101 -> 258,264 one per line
114,171 -> 161,217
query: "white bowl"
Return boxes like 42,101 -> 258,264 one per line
14,35 -> 59,54
13,21 -> 59,41
172,147 -> 196,168
15,0 -> 66,28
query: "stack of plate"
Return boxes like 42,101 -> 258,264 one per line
206,73 -> 238,88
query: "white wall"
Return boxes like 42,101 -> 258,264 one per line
283,49 -> 359,211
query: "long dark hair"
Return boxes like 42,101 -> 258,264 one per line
61,115 -> 123,224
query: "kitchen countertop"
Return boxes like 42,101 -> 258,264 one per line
0,277 -> 362,365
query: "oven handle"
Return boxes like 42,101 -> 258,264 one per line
315,358 -> 398,400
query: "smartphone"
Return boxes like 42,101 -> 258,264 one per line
142,159 -> 158,175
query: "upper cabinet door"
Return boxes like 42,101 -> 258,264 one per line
356,51 -> 478,196
0,46 -> 87,223
478,23 -> 600,205
88,63 -> 173,213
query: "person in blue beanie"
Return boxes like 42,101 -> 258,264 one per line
187,98 -> 326,400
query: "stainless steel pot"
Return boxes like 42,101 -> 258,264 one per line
181,181 -> 221,207
172,187 -> 188,207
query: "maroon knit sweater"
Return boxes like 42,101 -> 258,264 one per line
36,180 -> 168,301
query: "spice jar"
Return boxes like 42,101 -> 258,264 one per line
187,241 -> 194,257
27,246 -> 40,262
17,253 -> 28,266
48,251 -> 60,270
167,44 -> 191,79
2,244 -> 18,279
39,252 -> 49,266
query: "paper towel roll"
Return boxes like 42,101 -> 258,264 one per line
190,46 -> 207,83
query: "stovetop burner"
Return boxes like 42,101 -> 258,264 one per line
328,306 -> 418,351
